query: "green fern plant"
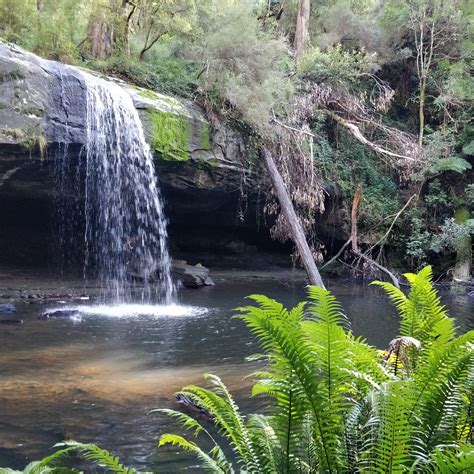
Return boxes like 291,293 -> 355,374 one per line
0,442 -> 135,474
158,266 -> 473,472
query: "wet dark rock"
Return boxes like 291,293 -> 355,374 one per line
176,393 -> 212,420
172,260 -> 214,288
0,314 -> 23,324
38,309 -> 80,320
0,303 -> 16,313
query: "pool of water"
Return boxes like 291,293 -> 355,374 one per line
0,278 -> 472,471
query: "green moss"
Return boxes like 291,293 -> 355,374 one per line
138,88 -> 160,100
199,122 -> 211,150
204,158 -> 220,168
0,127 -> 44,150
0,69 -> 25,82
17,105 -> 43,117
454,207 -> 470,224
137,88 -> 185,110
147,109 -> 191,162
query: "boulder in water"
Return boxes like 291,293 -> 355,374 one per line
172,260 -> 214,288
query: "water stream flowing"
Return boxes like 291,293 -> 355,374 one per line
56,69 -> 175,303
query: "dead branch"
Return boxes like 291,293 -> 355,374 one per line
350,188 -> 400,288
367,194 -> 417,254
351,188 -> 361,252
320,238 -> 351,270
324,110 -> 417,162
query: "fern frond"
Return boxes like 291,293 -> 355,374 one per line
370,381 -> 419,472
54,441 -> 135,473
178,375 -> 261,472
238,289 -> 350,471
151,408 -> 206,437
158,434 -> 231,473
374,266 -> 455,356
420,444 -> 474,473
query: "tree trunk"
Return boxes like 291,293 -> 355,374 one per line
116,0 -> 130,55
262,147 -> 325,288
37,0 -> 44,11
418,78 -> 426,145
87,17 -> 113,59
351,188 -> 361,253
294,0 -> 310,59
452,207 -> 471,288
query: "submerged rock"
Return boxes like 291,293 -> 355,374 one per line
176,393 -> 212,420
0,303 -> 16,313
0,314 -> 22,324
172,260 -> 214,288
38,309 -> 81,320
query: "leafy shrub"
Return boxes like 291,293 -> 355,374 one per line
191,0 -> 292,135
86,47 -> 199,98
297,44 -> 377,86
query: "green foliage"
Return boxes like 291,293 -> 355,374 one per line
297,44 -> 377,86
87,49 -> 199,98
0,441 -> 136,474
157,267 -> 474,472
372,266 -> 454,349
191,0 -> 292,135
314,132 -> 400,238
431,216 -> 474,258
430,156 -> 472,174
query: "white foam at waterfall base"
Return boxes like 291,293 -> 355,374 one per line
54,304 -> 209,318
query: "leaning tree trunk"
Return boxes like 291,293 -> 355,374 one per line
294,0 -> 310,59
262,147 -> 325,288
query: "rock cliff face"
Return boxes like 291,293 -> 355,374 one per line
0,43 -> 289,268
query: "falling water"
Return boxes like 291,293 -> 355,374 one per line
56,69 -> 175,303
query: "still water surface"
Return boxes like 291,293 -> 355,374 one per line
0,278 -> 472,471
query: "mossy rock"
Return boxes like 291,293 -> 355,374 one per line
137,89 -> 212,162
145,108 -> 192,162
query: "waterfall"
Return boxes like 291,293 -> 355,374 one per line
56,69 -> 175,303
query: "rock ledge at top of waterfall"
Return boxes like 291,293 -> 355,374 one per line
0,42 -> 238,164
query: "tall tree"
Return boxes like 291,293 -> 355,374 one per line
384,0 -> 464,145
293,0 -> 310,58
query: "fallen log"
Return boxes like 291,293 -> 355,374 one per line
262,147 -> 325,288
